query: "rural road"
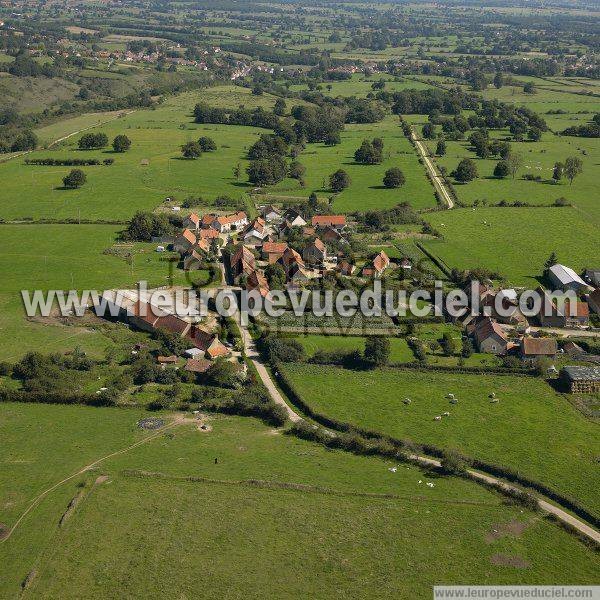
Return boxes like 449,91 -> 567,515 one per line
410,126 -> 455,208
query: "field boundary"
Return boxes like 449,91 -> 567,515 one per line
273,362 -> 600,537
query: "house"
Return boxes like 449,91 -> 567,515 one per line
246,270 -> 270,297
128,301 -> 163,332
157,355 -> 178,365
242,217 -> 267,245
337,260 -> 355,276
362,251 -> 390,279
279,246 -> 305,278
173,229 -> 197,253
311,215 -> 346,230
184,357 -> 212,374
470,317 -> 508,354
320,226 -> 344,244
230,245 -> 256,281
564,301 -> 590,327
261,241 -> 288,264
548,264 -> 590,292
302,238 -> 327,266
288,262 -> 311,284
282,209 -> 306,228
537,288 -> 589,328
561,366 -> 600,393
198,228 -> 219,241
520,337 -> 558,361
183,212 -> 201,231
261,205 -> 282,222
587,288 -> 600,314
188,327 -> 230,359
202,211 -> 248,233
182,248 -> 207,271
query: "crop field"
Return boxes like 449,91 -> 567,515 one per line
280,364 -> 600,516
420,207 -> 598,286
1,403 -> 598,598
293,334 -> 415,362
290,74 -> 436,98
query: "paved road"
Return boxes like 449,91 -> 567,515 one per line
410,127 -> 455,208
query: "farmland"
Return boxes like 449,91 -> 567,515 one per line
421,207 -> 598,286
280,364 -> 600,516
1,403 -> 598,598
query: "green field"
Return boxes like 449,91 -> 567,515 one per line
421,207 -> 598,286
1,403 -> 598,598
294,334 -> 415,362
0,224 -> 208,360
280,364 -> 600,515
272,115 -> 437,212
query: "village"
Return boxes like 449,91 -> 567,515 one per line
95,203 -> 600,395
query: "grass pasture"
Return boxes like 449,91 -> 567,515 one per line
0,224 -> 206,360
280,364 -> 600,516
421,207 -> 598,286
0,403 -> 598,598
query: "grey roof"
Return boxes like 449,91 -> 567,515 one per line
562,366 -> 600,381
549,264 -> 587,287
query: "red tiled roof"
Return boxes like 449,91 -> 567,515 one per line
312,215 -> 346,227
565,300 -> 590,318
473,318 -> 507,344
182,229 -> 196,244
129,301 -> 163,324
207,341 -> 229,359
184,358 -> 212,373
154,315 -> 190,337
521,337 -> 558,356
313,238 -> 326,252
188,212 -> 200,225
262,242 -> 288,254
198,228 -> 219,239
247,270 -> 270,297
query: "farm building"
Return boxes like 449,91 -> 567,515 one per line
520,337 -> 557,361
561,366 -> 600,393
303,238 -> 327,266
311,215 -> 346,230
548,264 -> 590,293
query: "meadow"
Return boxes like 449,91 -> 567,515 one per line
0,224 -> 207,360
280,364 -> 600,516
0,87 -> 436,221
421,207 -> 598,286
1,402 -> 598,598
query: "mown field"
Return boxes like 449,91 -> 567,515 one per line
421,207 -> 598,286
280,364 -> 600,516
1,403 -> 598,598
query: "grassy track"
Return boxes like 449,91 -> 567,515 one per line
0,403 -> 598,598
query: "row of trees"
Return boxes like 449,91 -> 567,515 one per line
78,133 -> 131,152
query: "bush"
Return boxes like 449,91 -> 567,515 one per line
263,336 -> 305,363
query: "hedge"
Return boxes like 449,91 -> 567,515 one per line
275,363 -> 600,530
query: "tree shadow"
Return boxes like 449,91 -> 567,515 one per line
368,185 -> 389,190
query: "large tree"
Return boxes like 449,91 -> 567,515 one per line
112,134 -> 131,153
62,169 -> 86,189
329,169 -> 351,192
454,158 -> 478,182
383,167 -> 406,189
364,336 -> 390,367
564,156 -> 583,185
181,141 -> 202,159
